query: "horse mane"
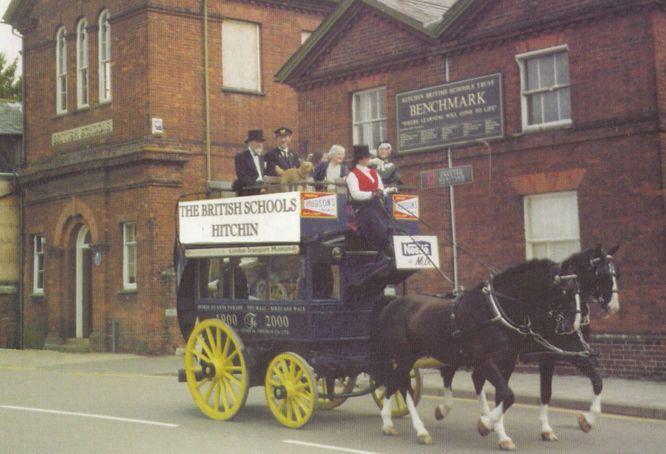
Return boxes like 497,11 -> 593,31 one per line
561,247 -> 595,273
489,259 -> 563,313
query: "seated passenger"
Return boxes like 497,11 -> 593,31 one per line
313,144 -> 348,192
369,142 -> 402,187
346,145 -> 393,260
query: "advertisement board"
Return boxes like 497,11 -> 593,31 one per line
179,192 -> 301,245
393,235 -> 440,270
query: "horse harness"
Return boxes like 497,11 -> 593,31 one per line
446,274 -> 592,359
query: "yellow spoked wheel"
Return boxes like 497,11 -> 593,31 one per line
265,352 -> 318,428
185,319 -> 249,420
316,375 -> 357,410
371,368 -> 422,417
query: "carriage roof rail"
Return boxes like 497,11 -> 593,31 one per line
206,180 -> 234,192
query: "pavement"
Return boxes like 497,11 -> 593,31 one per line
1,348 -> 664,421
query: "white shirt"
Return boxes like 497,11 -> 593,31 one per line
249,147 -> 263,182
347,164 -> 384,201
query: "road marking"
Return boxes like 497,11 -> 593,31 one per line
283,440 -> 379,454
0,405 -> 179,428
422,394 -> 666,424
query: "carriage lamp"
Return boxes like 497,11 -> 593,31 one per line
331,247 -> 343,262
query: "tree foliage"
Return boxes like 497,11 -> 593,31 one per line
0,51 -> 22,101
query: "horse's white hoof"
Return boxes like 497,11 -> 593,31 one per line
418,432 -> 433,445
477,417 -> 493,437
382,425 -> 398,436
435,404 -> 450,421
541,431 -> 559,442
499,439 -> 517,451
578,414 -> 592,433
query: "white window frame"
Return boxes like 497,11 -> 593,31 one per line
76,19 -> 89,109
33,235 -> 45,294
56,27 -> 68,114
516,45 -> 572,132
123,222 -> 137,290
98,10 -> 112,103
524,191 -> 581,261
221,19 -> 262,93
352,86 -> 388,153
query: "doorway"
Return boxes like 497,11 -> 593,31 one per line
75,226 -> 93,338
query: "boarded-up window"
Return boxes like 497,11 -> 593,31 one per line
222,20 -> 261,92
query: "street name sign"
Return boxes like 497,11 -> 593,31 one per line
420,165 -> 473,189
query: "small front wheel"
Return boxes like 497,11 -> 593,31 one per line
265,352 -> 318,428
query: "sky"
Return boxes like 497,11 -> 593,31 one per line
0,0 -> 23,73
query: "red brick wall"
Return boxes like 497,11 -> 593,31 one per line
14,0 -> 332,353
295,3 -> 665,341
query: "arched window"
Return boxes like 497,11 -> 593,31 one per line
98,10 -> 111,102
76,19 -> 89,108
56,26 -> 67,113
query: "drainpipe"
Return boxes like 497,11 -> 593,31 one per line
203,0 -> 212,183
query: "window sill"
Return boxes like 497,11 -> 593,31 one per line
520,119 -> 572,135
51,112 -> 69,120
95,100 -> 112,108
118,288 -> 138,295
30,292 -> 46,301
76,105 -> 90,112
221,87 -> 265,97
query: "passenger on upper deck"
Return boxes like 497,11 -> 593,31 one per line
264,127 -> 301,176
369,142 -> 402,187
232,129 -> 266,196
347,145 -> 393,260
313,144 -> 348,192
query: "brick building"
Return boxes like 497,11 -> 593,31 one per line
278,0 -> 665,379
3,0 -> 335,353
0,102 -> 21,348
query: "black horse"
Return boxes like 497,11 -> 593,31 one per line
434,245 -> 620,449
369,259 -> 580,448
537,244 -> 620,437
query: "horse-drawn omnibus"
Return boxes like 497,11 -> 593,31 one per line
175,189 -> 439,428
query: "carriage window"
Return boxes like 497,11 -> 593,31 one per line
197,255 -> 303,301
200,258 -> 249,299
312,264 -> 340,300
268,255 -> 303,301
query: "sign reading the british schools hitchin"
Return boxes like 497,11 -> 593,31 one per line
179,192 -> 301,245
396,74 -> 504,153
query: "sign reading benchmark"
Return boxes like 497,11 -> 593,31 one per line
396,73 -> 504,153
179,192 -> 302,245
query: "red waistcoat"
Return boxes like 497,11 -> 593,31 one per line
351,167 -> 380,191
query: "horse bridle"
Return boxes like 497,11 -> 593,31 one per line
588,255 -> 619,310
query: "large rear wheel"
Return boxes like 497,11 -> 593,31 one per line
185,319 -> 249,420
371,368 -> 422,417
265,352 -> 317,428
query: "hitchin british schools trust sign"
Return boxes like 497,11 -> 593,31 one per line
396,74 -> 504,153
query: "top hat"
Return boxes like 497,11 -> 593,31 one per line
274,126 -> 293,137
352,144 -> 371,163
245,129 -> 265,143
